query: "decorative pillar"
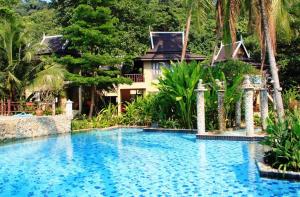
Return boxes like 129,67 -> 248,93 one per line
235,98 -> 242,128
195,80 -> 207,134
216,79 -> 226,132
66,99 -> 73,119
260,88 -> 268,130
243,76 -> 254,136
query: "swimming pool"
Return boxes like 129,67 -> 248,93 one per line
0,128 -> 299,196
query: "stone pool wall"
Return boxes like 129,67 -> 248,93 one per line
0,115 -> 71,141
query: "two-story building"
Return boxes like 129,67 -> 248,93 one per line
115,31 -> 205,112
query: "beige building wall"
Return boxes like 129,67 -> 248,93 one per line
116,61 -> 160,113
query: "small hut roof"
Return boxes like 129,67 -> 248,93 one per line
213,39 -> 250,62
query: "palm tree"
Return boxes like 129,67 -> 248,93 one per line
181,0 -> 212,62
259,0 -> 285,119
0,11 -> 33,100
246,0 -> 293,119
217,0 -> 291,119
28,58 -> 66,103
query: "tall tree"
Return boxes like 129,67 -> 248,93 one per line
181,0 -> 212,62
259,0 -> 285,119
62,0 -> 131,118
0,8 -> 31,100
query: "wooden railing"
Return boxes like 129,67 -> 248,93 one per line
123,74 -> 144,82
0,100 -> 53,116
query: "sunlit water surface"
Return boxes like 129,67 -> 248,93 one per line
0,128 -> 299,196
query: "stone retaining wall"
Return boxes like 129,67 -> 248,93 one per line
0,115 -> 71,141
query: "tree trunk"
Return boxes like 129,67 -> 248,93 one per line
181,9 -> 192,62
259,0 -> 284,120
78,70 -> 82,115
78,86 -> 82,115
88,85 -> 95,119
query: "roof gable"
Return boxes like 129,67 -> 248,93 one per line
150,32 -> 184,52
39,35 -> 69,54
213,39 -> 250,62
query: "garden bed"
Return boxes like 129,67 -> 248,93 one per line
256,159 -> 300,181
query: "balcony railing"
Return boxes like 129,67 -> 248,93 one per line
123,74 -> 144,82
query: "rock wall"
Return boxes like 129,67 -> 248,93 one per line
0,115 -> 71,141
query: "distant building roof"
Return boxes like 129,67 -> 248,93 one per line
150,32 -> 184,52
213,38 -> 250,62
137,31 -> 205,61
39,35 -> 69,55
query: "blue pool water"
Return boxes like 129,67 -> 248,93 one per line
0,128 -> 299,197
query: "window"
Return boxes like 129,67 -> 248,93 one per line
152,62 -> 170,79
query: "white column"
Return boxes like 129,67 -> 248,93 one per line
195,80 -> 207,134
260,88 -> 269,130
66,99 -> 73,119
243,76 -> 254,136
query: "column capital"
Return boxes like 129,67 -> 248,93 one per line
242,75 -> 254,90
195,79 -> 207,92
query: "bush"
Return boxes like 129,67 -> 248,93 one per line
282,88 -> 300,110
157,61 -> 205,129
261,110 -> 300,172
121,96 -> 153,126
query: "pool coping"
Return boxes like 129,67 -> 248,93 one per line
73,127 -> 267,141
72,126 -> 148,133
143,127 -> 197,134
196,133 -> 266,141
256,159 -> 300,181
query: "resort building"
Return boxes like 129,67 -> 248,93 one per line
114,32 -> 205,112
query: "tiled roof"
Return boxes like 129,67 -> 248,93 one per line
137,32 -> 205,61
39,35 -> 69,54
150,32 -> 183,52
137,52 -> 205,61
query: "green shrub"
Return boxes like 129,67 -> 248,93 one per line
282,88 -> 300,110
254,114 -> 262,126
121,96 -> 153,126
157,61 -> 205,129
261,110 -> 300,172
95,103 -> 120,127
159,119 -> 180,129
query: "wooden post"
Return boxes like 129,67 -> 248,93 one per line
52,100 -> 56,116
7,99 -> 11,116
0,100 -> 3,115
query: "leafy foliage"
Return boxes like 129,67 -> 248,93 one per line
157,61 -> 205,129
262,110 -> 300,172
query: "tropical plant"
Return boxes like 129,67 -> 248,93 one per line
208,60 -> 258,128
27,57 -> 66,103
0,8 -> 33,100
282,87 -> 300,110
157,61 -> 205,129
95,103 -> 120,128
121,96 -> 153,126
262,109 -> 300,172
